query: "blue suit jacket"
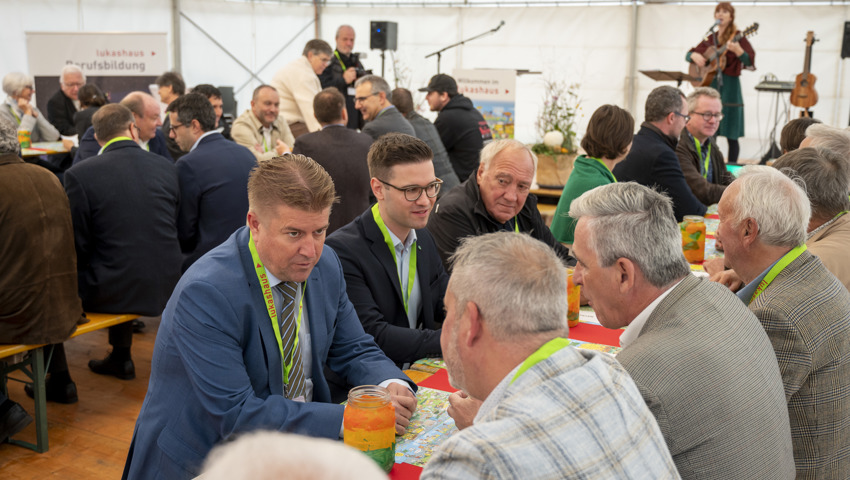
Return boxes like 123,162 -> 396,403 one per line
123,227 -> 412,479
326,207 -> 447,365
73,126 -> 173,165
176,132 -> 256,271
612,123 -> 707,221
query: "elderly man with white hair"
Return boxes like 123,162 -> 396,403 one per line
427,139 -> 573,271
800,123 -> 850,159
47,64 -> 85,137
421,231 -> 679,480
1,72 -> 62,144
569,181 -> 794,479
715,165 -> 850,479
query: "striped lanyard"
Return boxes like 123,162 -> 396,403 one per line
749,244 -> 807,304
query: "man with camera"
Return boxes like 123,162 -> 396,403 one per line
320,25 -> 369,130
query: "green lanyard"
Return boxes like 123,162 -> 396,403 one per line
262,135 -> 269,153
248,233 -> 305,386
750,244 -> 807,304
694,137 -> 712,179
334,50 -> 348,72
588,156 -> 617,182
97,136 -> 133,155
7,105 -> 21,125
371,204 -> 417,314
511,337 -> 571,385
512,216 -> 519,232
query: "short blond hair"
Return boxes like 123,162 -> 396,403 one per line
248,154 -> 338,217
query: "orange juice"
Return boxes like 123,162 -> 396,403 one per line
681,215 -> 706,263
343,386 -> 396,472
567,268 -> 581,327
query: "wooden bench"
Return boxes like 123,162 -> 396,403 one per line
0,312 -> 138,452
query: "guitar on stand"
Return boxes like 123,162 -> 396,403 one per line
790,31 -> 818,116
689,23 -> 759,87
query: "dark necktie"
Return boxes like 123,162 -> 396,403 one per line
276,281 -> 306,400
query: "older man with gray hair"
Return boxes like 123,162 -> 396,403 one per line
614,85 -> 707,220
427,139 -> 573,271
569,182 -> 794,479
47,64 -> 85,137
422,231 -> 679,480
354,75 -> 415,140
714,165 -> 850,479
800,123 -> 850,159
271,39 -> 334,137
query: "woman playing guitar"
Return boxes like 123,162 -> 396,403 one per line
687,2 -> 756,164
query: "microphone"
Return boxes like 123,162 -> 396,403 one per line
703,19 -> 721,40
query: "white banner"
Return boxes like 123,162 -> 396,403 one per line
26,32 -> 168,77
453,68 -> 517,139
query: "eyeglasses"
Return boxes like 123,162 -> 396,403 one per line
691,111 -> 724,121
354,93 -> 379,103
62,82 -> 83,88
378,178 -> 443,201
673,112 -> 691,123
169,123 -> 188,134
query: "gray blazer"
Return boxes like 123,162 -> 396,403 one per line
361,105 -> 415,141
406,112 -> 460,194
617,274 -> 795,480
748,250 -> 850,479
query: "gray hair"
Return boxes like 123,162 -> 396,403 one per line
0,116 -> 20,155
569,182 -> 690,288
202,431 -> 387,480
804,124 -> 850,161
60,64 -> 85,84
2,72 -> 34,97
645,85 -> 685,123
729,165 -> 810,247
686,86 -> 721,112
355,75 -> 392,102
479,139 -> 538,174
449,232 -> 568,341
772,147 -> 850,221
335,24 -> 354,38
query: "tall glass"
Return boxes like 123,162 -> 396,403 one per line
343,385 -> 396,472
567,268 -> 581,328
681,215 -> 706,263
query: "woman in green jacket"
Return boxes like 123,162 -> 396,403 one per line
550,104 -> 634,244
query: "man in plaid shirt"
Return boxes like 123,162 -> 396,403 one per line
421,232 -> 679,479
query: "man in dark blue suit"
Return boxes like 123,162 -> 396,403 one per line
612,86 -> 707,221
123,155 -> 416,479
73,92 -> 173,165
326,133 -> 447,366
168,93 -> 257,271
64,104 -> 182,379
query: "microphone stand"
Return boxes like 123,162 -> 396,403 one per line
425,21 -> 505,74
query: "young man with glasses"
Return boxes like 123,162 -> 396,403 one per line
613,85 -> 708,220
326,133 -> 448,368
167,93 -> 257,271
676,87 -> 735,205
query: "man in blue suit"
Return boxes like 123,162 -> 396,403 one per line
123,154 -> 417,479
73,92 -> 173,165
327,133 -> 447,366
168,93 -> 257,271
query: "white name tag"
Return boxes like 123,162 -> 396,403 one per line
347,87 -> 356,96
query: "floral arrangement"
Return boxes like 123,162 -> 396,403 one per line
532,79 -> 580,156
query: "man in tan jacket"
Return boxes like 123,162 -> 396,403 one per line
231,85 -> 295,161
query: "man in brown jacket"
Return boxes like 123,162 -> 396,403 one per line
0,116 -> 85,415
675,87 -> 734,205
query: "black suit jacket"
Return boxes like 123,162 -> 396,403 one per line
63,140 -> 182,315
613,123 -> 707,221
326,208 -> 446,365
74,126 -> 173,165
176,132 -> 257,271
47,89 -> 77,136
293,125 -> 373,234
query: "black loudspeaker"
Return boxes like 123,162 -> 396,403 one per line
842,21 -> 850,59
370,21 -> 398,51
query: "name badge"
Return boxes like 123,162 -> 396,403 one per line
347,87 -> 356,96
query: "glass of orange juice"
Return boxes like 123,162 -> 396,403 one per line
681,215 -> 706,264
567,268 -> 581,327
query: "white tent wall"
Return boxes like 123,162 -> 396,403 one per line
2,1 -> 849,162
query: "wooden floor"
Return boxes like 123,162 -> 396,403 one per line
1,316 -> 160,479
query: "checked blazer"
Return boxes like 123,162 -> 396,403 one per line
748,250 -> 850,479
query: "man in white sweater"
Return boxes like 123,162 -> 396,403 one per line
271,39 -> 333,138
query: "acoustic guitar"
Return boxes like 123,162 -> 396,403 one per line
790,31 -> 818,109
689,23 -> 759,88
